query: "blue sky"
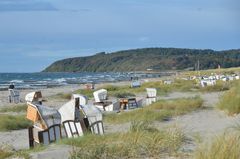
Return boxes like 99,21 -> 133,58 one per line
0,0 -> 239,72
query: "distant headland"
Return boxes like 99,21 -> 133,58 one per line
43,47 -> 240,72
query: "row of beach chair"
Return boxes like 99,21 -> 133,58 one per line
25,91 -> 103,148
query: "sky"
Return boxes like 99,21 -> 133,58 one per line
0,0 -> 239,72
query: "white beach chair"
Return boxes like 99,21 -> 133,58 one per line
146,88 -> 157,105
93,89 -> 120,111
93,89 -> 107,103
8,89 -> 20,103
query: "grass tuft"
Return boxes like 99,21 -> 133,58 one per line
218,82 -> 240,115
0,104 -> 27,113
194,132 -> 240,159
0,148 -> 13,159
0,115 -> 32,131
61,122 -> 186,159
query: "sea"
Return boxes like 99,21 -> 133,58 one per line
0,72 -> 164,90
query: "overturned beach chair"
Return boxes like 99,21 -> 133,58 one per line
146,88 -> 157,105
72,94 -> 104,135
26,102 -> 62,147
93,89 -> 119,111
81,104 -> 104,135
8,89 -> 20,103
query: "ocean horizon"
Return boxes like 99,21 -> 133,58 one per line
0,72 -> 163,90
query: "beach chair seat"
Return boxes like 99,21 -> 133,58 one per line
127,98 -> 138,109
89,120 -> 104,135
28,124 -> 62,147
62,120 -> 85,138
8,89 -> 20,103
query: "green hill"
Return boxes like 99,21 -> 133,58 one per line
43,48 -> 240,72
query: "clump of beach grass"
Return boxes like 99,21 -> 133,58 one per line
74,89 -> 94,98
218,82 -> 240,115
104,96 -> 203,124
0,104 -> 27,113
61,121 -> 186,159
54,93 -> 72,100
194,132 -> 240,159
0,147 -> 13,159
0,145 -> 45,159
0,115 -> 32,131
112,91 -> 135,98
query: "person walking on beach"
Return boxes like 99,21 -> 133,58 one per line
8,83 -> 20,103
9,83 -> 15,89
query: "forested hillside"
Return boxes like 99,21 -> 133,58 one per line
43,48 -> 240,72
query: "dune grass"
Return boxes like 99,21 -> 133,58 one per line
182,67 -> 240,77
194,132 -> 240,159
0,104 -> 27,113
0,145 -> 45,159
55,76 -> 232,101
218,82 -> 240,115
0,148 -> 13,159
0,115 -> 32,131
104,96 -> 203,124
52,92 -> 72,100
61,121 -> 186,159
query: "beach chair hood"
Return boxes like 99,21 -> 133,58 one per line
58,99 -> 81,123
26,103 -> 61,129
36,104 -> 61,128
81,104 -> 102,122
72,94 -> 88,105
25,91 -> 42,104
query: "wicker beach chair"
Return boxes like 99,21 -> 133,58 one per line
8,89 -> 20,103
